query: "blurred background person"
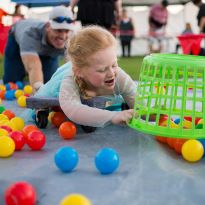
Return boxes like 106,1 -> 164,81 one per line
70,0 -> 122,30
191,0 -> 205,33
148,0 -> 169,53
119,8 -> 135,57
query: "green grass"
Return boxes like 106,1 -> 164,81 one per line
0,55 -> 144,81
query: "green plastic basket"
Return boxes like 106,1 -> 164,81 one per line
129,53 -> 205,139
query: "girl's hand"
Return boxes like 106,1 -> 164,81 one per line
111,109 -> 134,125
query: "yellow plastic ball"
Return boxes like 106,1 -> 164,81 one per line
7,121 -> 18,131
0,136 -> 15,157
17,96 -> 27,108
0,128 -> 9,136
0,119 -> 10,126
0,114 -> 9,121
59,194 -> 92,205
23,85 -> 33,94
0,85 -> 6,91
183,120 -> 192,129
10,117 -> 25,131
48,111 -> 55,123
15,89 -> 24,99
182,140 -> 204,162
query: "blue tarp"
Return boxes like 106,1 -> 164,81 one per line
11,0 -> 70,7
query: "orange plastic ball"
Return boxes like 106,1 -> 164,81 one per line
51,112 -> 66,127
174,139 -> 187,154
155,136 -> 167,144
2,110 -> 15,120
0,90 -> 6,99
167,138 -> 177,149
59,121 -> 77,140
22,125 -> 39,137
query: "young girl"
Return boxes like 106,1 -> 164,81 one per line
59,26 -> 136,127
27,25 -> 137,129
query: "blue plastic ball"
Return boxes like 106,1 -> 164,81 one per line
198,139 -> 205,157
174,118 -> 180,124
5,83 -> 10,90
54,146 -> 79,173
5,90 -> 15,100
95,147 -> 120,175
16,81 -> 24,89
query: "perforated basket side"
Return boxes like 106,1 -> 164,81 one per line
129,54 -> 205,139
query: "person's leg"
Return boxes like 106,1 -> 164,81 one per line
127,40 -> 131,57
40,55 -> 59,83
120,40 -> 125,57
3,32 -> 26,83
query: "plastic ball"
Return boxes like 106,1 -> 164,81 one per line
4,181 -> 36,205
54,146 -> 79,173
5,83 -> 10,90
0,125 -> 12,133
10,117 -> 25,131
15,89 -> 24,99
2,110 -> 15,120
51,112 -> 66,127
197,119 -> 204,125
174,139 -> 187,154
17,96 -> 27,108
23,124 -> 39,137
48,111 -> 55,123
59,194 -> 92,205
9,82 -> 17,90
183,120 -> 192,129
155,136 -> 167,143
27,130 -> 46,150
0,136 -> 15,157
0,128 -> 9,136
0,90 -> 6,99
196,123 -> 203,129
95,147 -> 120,175
23,85 -> 33,95
0,105 -> 5,113
0,84 -> 6,91
182,140 -> 204,162
16,81 -> 24,89
59,121 -> 77,140
174,118 -> 180,124
167,138 -> 177,149
9,131 -> 26,151
5,90 -> 15,100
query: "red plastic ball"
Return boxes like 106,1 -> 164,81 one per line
4,181 -> 36,205
2,110 -> 15,120
51,112 -> 66,127
59,121 -> 77,140
27,130 -> 46,150
23,125 -> 39,137
9,131 -> 26,151
0,125 -> 12,133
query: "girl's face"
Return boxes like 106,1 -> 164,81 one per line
81,46 -> 118,91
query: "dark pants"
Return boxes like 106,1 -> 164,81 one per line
120,40 -> 131,57
3,32 -> 59,84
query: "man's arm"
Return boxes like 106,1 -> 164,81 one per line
21,54 -> 44,92
199,16 -> 205,32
